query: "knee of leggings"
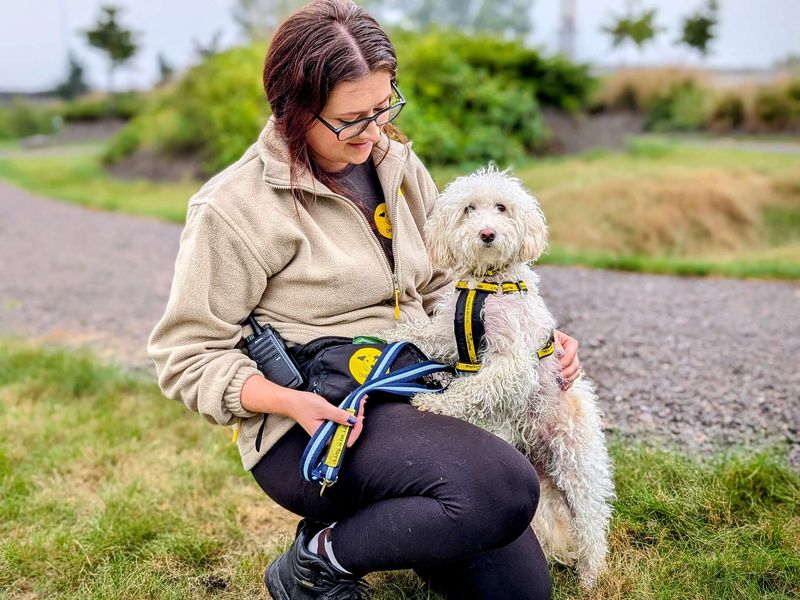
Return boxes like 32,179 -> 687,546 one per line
456,443 -> 541,546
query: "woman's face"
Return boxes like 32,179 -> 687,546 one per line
305,70 -> 393,174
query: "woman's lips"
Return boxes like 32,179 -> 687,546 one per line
348,141 -> 371,150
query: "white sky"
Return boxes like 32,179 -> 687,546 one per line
0,0 -> 798,92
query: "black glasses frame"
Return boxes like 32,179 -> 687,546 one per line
315,81 -> 406,141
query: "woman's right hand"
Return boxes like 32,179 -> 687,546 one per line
285,390 -> 367,448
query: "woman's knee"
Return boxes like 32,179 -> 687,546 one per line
441,432 -> 540,546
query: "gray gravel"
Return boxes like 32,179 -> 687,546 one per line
2,181 -> 798,468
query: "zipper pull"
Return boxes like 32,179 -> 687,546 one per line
392,274 -> 400,320
231,417 -> 241,443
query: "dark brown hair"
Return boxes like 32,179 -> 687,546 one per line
262,0 -> 406,204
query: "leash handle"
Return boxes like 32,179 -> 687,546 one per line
301,342 -> 451,490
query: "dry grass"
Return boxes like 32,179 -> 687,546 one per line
542,168 -> 778,256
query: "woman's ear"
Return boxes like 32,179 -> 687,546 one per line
516,194 -> 548,263
424,198 -> 457,271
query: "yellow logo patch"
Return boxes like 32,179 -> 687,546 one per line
374,202 -> 393,239
348,347 -> 383,384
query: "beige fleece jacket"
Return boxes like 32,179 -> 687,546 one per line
147,116 -> 451,471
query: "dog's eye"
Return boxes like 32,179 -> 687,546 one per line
496,203 -> 506,213
464,204 -> 476,214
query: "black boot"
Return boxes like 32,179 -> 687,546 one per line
265,518 -> 368,599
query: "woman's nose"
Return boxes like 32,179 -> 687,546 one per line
358,119 -> 382,143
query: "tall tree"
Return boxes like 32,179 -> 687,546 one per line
602,2 -> 663,53
232,0 -> 306,41
83,5 -> 138,93
53,52 -> 89,100
362,0 -> 534,37
677,0 -> 718,57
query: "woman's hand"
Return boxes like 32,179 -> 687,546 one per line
284,389 -> 367,448
554,330 -> 580,391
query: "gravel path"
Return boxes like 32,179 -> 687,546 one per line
2,181 -> 798,467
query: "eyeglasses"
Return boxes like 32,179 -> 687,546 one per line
315,81 -> 406,141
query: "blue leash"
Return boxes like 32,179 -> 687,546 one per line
300,342 -> 451,494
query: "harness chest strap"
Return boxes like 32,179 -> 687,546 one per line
453,279 -> 554,373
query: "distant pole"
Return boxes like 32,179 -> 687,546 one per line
559,0 -> 576,59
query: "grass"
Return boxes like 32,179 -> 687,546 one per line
1,339 -> 798,599
0,137 -> 799,279
0,143 -> 197,223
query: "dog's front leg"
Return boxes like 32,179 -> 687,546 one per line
378,316 -> 458,364
412,345 -> 537,428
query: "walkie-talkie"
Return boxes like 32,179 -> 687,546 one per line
243,314 -> 304,389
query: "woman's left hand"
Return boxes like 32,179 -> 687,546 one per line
554,330 -> 580,391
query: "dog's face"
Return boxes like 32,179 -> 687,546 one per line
424,166 -> 548,274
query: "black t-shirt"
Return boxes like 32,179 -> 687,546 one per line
329,157 -> 394,270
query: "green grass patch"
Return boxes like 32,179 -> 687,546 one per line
0,144 -> 195,223
0,338 -> 798,598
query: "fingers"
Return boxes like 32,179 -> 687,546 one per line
347,395 -> 367,448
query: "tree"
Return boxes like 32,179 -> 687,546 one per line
157,52 -> 175,86
192,31 -> 224,59
362,0 -> 534,38
53,52 -> 89,100
231,0 -> 306,42
602,2 -> 663,53
677,0 -> 718,57
83,5 -> 138,93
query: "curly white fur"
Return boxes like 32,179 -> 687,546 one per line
379,165 -> 615,588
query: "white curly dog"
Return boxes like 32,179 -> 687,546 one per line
380,165 -> 615,588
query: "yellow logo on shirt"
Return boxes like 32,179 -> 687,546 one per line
349,347 -> 383,384
374,202 -> 393,239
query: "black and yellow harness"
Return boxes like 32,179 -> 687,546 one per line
454,276 -> 556,374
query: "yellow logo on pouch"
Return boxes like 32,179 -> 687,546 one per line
374,202 -> 393,239
348,347 -> 383,384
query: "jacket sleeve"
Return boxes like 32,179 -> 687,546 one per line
409,149 -> 453,315
147,201 -> 268,426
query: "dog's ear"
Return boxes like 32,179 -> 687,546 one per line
424,198 -> 457,271
516,194 -> 548,263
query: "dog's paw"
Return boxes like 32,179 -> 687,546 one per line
410,392 -> 443,414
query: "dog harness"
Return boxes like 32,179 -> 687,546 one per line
454,276 -> 556,374
301,341 -> 452,494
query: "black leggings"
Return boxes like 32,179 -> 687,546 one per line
251,398 -> 552,600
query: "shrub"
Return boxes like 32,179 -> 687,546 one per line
60,92 -> 146,122
104,44 -> 269,174
707,94 -> 745,132
106,31 -> 594,173
644,79 -> 709,132
0,98 -> 59,139
753,89 -> 794,130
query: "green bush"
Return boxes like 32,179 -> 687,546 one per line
0,99 -> 59,139
754,89 -> 794,130
106,31 -> 595,173
644,79 -> 709,132
60,92 -> 146,122
105,45 -> 269,174
707,94 -> 745,132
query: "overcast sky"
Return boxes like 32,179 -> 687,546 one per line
1,0 -> 799,92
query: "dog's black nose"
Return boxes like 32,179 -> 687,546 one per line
480,229 -> 496,243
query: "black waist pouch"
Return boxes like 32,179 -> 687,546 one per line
289,336 -> 434,404
254,335 -> 439,451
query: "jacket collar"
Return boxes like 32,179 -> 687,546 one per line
257,115 -> 411,196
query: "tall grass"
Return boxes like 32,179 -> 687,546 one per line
1,339 -> 798,599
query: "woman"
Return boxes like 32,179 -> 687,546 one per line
148,1 -> 581,598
